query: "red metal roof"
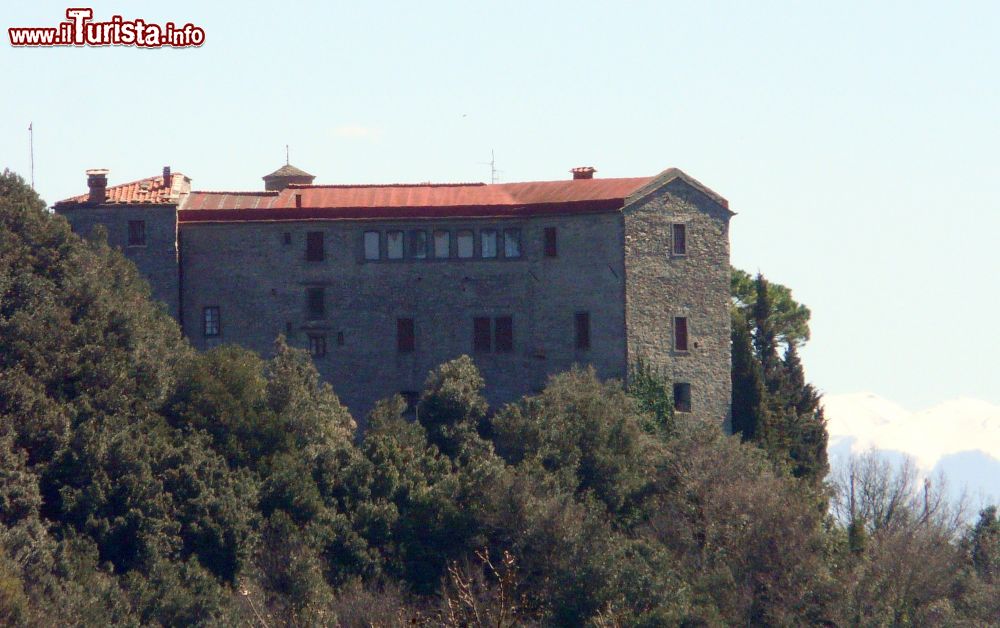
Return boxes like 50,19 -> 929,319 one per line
56,169 -> 731,222
179,177 -> 654,222
55,173 -> 189,207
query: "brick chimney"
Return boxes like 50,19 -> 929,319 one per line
86,169 -> 109,203
163,166 -> 171,188
571,166 -> 596,180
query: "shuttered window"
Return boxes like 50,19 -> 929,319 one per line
575,311 -> 590,350
473,317 -> 491,352
306,231 -> 324,261
495,316 -> 513,352
397,318 -> 415,353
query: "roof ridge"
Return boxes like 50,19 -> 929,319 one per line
191,190 -> 280,196
287,182 -> 487,189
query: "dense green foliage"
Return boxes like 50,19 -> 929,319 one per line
1,169 -> 995,625
731,271 -> 829,487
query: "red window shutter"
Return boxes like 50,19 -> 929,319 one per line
473,317 -> 492,352
575,311 -> 590,350
306,231 -> 324,261
672,224 -> 687,256
397,318 -> 415,353
544,227 -> 558,257
675,317 -> 688,351
495,316 -> 513,352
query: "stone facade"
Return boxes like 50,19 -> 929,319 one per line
55,166 -> 733,429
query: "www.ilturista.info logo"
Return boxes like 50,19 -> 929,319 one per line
9,8 -> 205,48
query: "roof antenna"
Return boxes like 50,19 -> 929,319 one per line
285,144 -> 289,166
478,149 -> 500,184
28,122 -> 35,190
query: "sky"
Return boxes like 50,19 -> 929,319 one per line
2,1 -> 999,411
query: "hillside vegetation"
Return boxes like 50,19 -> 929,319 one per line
1,169 -> 996,626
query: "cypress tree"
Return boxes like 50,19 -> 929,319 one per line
731,309 -> 768,442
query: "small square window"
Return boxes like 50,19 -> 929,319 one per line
433,230 -> 450,258
397,318 -> 415,353
674,316 -> 689,352
544,227 -> 558,258
575,311 -> 590,350
672,224 -> 687,256
409,230 -> 428,259
128,220 -> 146,246
495,316 -> 513,352
673,383 -> 692,413
503,229 -> 521,258
203,306 -> 220,338
306,231 -> 324,261
387,231 -> 404,260
307,287 -> 325,320
457,230 -> 474,258
473,317 -> 491,352
309,334 -> 327,358
481,229 -> 498,258
364,231 -> 380,260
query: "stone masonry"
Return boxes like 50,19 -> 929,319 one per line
54,165 -> 734,429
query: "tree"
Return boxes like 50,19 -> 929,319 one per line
731,270 -> 828,485
731,266 -> 811,347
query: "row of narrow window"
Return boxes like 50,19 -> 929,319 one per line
123,222 -> 685,258
206,305 -> 689,354
203,306 -> 693,412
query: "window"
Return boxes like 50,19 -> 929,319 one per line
674,316 -> 689,352
672,224 -> 687,256
503,229 -> 521,258
409,230 -> 428,259
495,316 -> 513,352
400,391 -> 420,417
575,311 -> 591,350
364,231 -> 380,260
673,383 -> 692,413
307,287 -> 325,320
473,317 -> 492,352
128,220 -> 145,246
306,231 -> 324,261
283,232 -> 291,245
203,306 -> 220,337
397,318 -> 415,353
544,227 -> 558,257
309,334 -> 327,358
433,230 -> 450,258
285,321 -> 293,337
457,230 -> 474,258
387,230 -> 404,259
481,229 -> 498,258
337,331 -> 345,346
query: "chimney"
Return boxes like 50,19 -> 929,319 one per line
571,166 -> 596,180
86,169 -> 109,203
163,166 -> 171,188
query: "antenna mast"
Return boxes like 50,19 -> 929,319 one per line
478,149 -> 500,184
29,122 -> 35,190
285,144 -> 289,165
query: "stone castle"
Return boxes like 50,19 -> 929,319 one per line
54,164 -> 733,428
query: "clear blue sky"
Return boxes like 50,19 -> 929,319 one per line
3,1 -> 998,410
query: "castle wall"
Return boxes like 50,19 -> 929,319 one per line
623,181 -> 732,429
179,212 -> 628,423
57,205 -> 180,319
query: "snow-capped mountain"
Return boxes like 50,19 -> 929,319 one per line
823,393 -> 1000,507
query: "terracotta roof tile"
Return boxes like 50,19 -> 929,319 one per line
55,173 -> 190,207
